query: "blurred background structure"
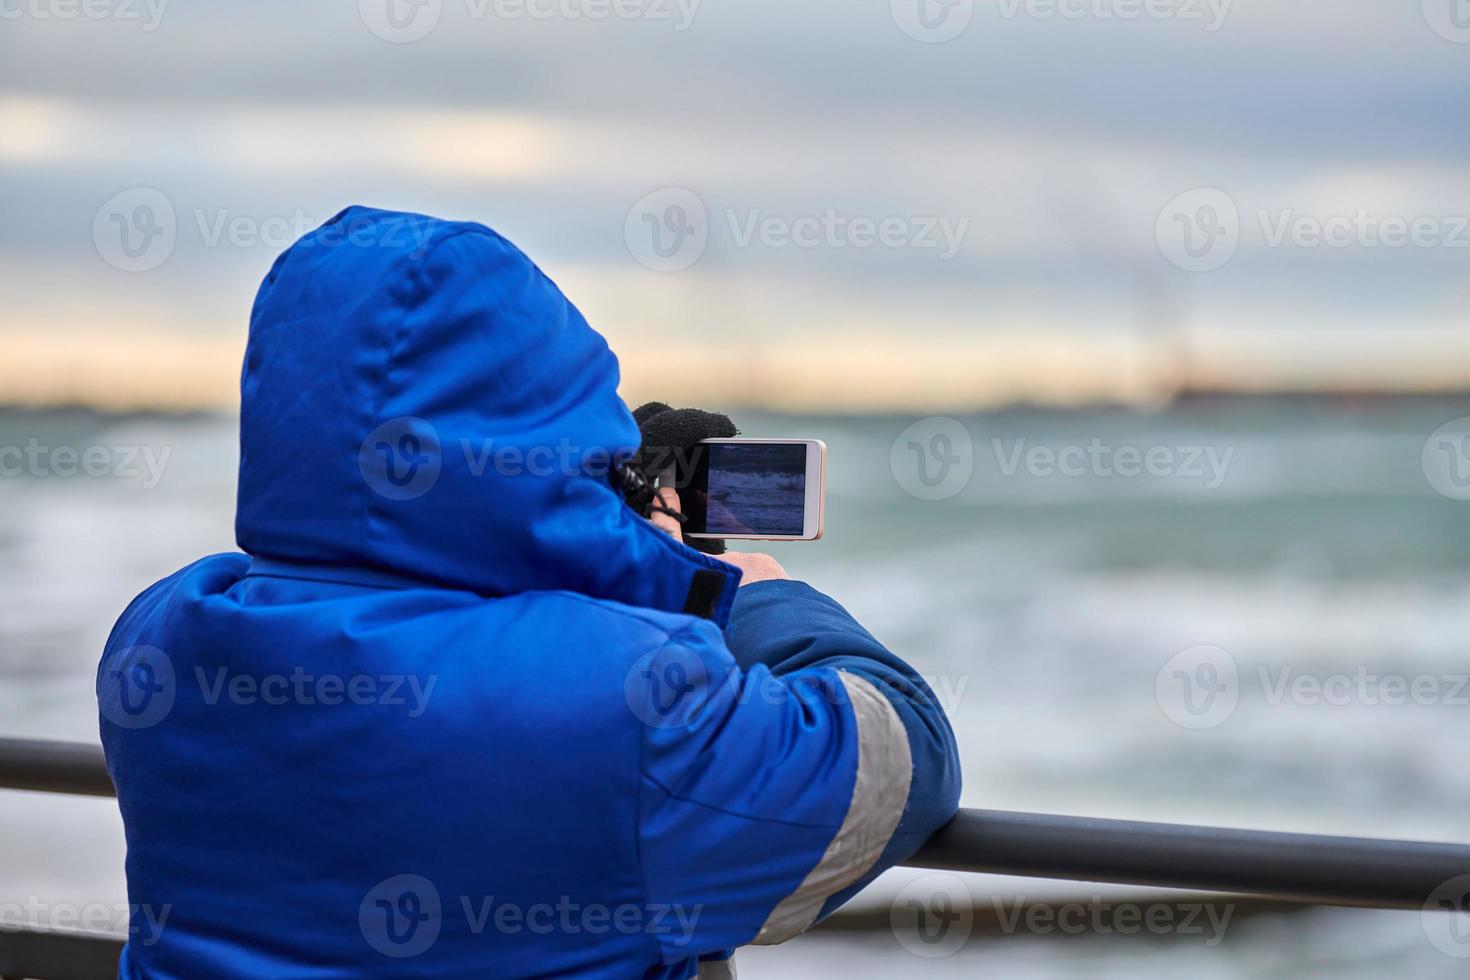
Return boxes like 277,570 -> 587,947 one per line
1,1 -> 1468,976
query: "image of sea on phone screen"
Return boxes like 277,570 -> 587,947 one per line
703,443 -> 807,536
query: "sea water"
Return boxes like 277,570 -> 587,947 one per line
2,400 -> 1467,977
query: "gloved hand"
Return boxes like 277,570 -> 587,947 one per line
626,401 -> 738,555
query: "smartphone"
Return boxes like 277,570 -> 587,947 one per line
676,438 -> 826,541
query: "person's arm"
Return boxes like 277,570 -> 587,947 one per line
723,577 -> 963,919
633,578 -> 962,962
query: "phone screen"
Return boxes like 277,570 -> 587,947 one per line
683,442 -> 809,536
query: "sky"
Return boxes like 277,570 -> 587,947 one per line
0,0 -> 1467,410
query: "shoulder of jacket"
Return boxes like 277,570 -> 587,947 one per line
525,590 -> 725,644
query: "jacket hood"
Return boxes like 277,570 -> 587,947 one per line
236,206 -> 738,622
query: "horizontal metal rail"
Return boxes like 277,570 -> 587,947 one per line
0,926 -> 124,980
3,736 -> 1468,977
909,809 -> 1470,910
0,738 -> 113,798
4,737 -> 1470,906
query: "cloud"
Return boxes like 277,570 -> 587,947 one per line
0,1 -> 1465,409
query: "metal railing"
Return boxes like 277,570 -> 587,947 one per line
4,736 -> 1469,978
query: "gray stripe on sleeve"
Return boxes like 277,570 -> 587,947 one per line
695,956 -> 737,979
753,670 -> 913,945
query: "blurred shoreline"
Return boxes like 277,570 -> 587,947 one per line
2,388 -> 1468,422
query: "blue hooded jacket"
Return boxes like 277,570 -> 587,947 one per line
98,207 -> 961,978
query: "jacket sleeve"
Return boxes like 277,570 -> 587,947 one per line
634,579 -> 961,963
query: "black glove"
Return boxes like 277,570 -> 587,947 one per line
625,401 -> 738,555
